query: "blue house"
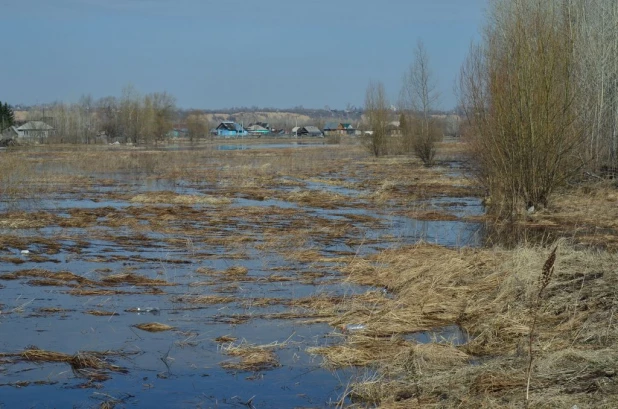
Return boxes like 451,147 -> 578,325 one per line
216,121 -> 248,137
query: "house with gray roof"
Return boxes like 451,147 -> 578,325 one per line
246,124 -> 270,136
297,126 -> 323,137
15,121 -> 55,140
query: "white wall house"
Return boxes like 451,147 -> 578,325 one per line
15,121 -> 54,139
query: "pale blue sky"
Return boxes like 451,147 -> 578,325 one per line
1,0 -> 486,110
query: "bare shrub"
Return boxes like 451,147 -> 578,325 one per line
400,40 -> 442,166
363,81 -> 390,157
459,0 -> 585,218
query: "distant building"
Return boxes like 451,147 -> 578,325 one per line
246,124 -> 270,136
297,126 -> 323,137
215,121 -> 248,137
323,122 -> 355,136
1,126 -> 19,139
167,127 -> 189,138
387,120 -> 402,136
14,121 -> 55,140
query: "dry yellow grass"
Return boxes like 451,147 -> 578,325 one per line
219,340 -> 282,372
175,295 -> 235,305
0,347 -> 128,381
535,180 -> 618,227
100,272 -> 176,287
1,269 -> 97,286
309,242 -> 618,407
130,191 -> 231,205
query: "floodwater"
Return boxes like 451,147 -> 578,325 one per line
150,141 -> 326,152
0,151 -> 480,408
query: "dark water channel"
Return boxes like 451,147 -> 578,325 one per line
0,166 -> 480,408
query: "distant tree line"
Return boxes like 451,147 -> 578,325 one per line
26,85 -> 178,144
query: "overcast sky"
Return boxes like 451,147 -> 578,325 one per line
1,0 -> 486,110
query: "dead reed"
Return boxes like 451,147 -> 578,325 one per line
99,272 -> 177,287
311,242 -> 618,407
0,269 -> 97,286
175,295 -> 235,305
220,340 -> 283,372
85,310 -> 119,317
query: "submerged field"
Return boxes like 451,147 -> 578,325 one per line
0,140 -> 616,408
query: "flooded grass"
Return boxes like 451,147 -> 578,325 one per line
0,348 -> 129,382
134,322 -> 174,332
0,141 -> 615,407
84,310 -> 119,317
130,191 -> 232,205
220,341 -> 282,372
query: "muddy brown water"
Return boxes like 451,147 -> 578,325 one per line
0,158 -> 480,408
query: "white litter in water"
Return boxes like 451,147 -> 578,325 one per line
343,324 -> 366,332
20,250 -> 30,254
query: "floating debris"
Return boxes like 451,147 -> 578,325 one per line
125,307 -> 160,315
342,324 -> 366,333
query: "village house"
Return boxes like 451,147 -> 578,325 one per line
323,122 -> 356,136
3,121 -> 55,140
387,120 -> 402,136
167,126 -> 189,138
246,123 -> 271,136
1,126 -> 19,139
215,121 -> 248,137
296,126 -> 323,137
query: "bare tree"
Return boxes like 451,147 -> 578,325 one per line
186,111 -> 209,143
570,0 -> 618,169
460,0 -> 585,217
364,81 -> 390,157
151,92 -> 176,144
119,85 -> 142,144
98,96 -> 121,142
78,94 -> 96,144
400,40 -> 441,166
